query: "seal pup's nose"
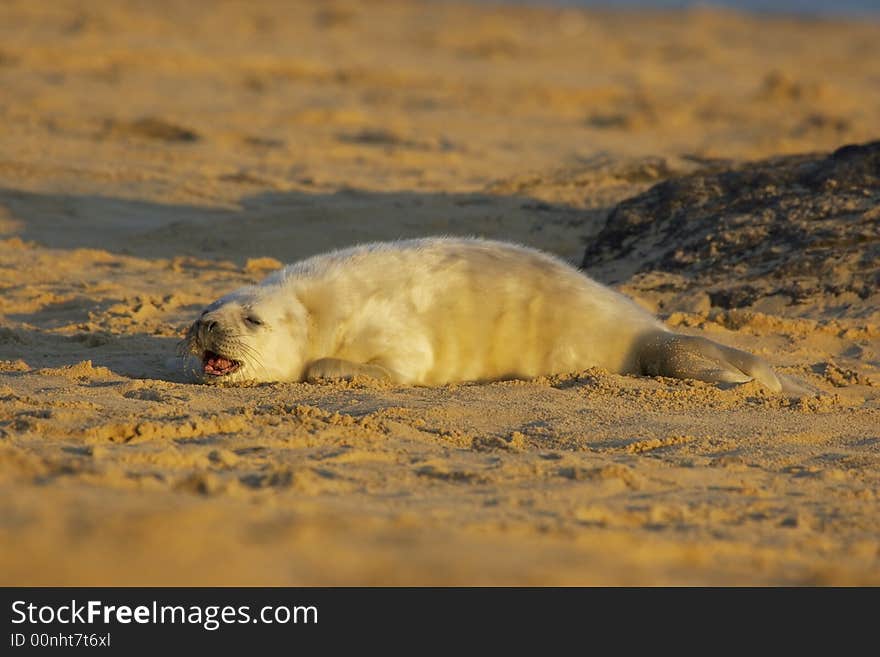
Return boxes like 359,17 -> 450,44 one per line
197,317 -> 219,342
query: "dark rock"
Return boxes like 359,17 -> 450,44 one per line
582,141 -> 880,309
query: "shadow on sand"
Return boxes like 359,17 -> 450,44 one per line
0,186 -> 609,267
0,326 -> 185,381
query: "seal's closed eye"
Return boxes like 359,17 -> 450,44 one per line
244,315 -> 263,326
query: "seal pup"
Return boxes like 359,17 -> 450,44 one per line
181,237 -> 799,392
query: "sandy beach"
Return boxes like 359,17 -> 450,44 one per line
1,0 -> 878,585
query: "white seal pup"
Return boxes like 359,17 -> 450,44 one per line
180,237 -> 798,392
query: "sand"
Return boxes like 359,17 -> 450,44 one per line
1,0 -> 878,585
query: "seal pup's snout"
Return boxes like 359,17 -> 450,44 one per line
178,308 -> 247,381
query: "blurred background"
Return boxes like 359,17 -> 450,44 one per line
2,0 -> 878,264
476,0 -> 879,16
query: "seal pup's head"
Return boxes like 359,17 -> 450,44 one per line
180,283 -> 307,384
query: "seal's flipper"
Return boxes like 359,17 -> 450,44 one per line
638,332 -> 783,392
777,373 -> 816,397
305,357 -> 397,383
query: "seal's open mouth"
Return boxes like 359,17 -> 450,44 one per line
202,350 -> 242,377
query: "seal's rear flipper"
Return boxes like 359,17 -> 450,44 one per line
777,373 -> 817,397
638,332 -> 783,392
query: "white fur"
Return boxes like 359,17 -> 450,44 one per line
186,238 -> 667,385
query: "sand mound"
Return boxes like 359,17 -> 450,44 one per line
583,142 -> 880,316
